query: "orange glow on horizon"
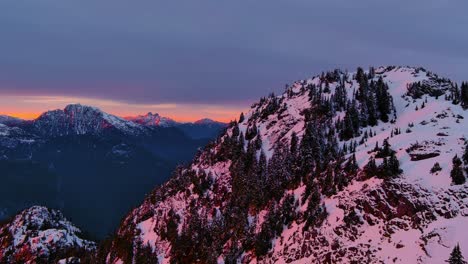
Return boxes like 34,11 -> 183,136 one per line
0,95 -> 246,123
0,112 -> 40,120
2,111 -> 236,123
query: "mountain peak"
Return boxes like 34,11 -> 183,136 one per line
194,118 -> 218,124
108,65 -> 468,264
125,112 -> 177,127
0,206 -> 95,263
63,103 -> 101,113
33,104 -> 142,136
146,112 -> 160,117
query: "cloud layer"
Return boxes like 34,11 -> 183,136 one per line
1,0 -> 467,112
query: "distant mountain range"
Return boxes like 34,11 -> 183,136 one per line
1,105 -> 226,139
0,104 -> 226,239
125,112 -> 227,139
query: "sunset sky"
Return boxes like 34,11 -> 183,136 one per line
0,95 -> 245,122
1,1 -> 467,121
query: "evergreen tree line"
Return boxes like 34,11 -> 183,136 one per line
406,77 -> 468,110
163,99 -> 362,261
163,67 -> 403,262
105,67 -> 407,263
451,144 -> 468,185
448,82 -> 468,108
363,139 -> 402,179
337,68 -> 395,141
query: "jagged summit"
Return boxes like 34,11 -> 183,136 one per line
0,206 -> 95,263
125,112 -> 177,127
125,113 -> 226,127
33,104 -> 142,136
1,104 -> 226,138
125,112 -> 227,139
107,66 -> 468,264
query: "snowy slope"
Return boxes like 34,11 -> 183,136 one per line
269,67 -> 467,263
108,66 -> 467,264
0,206 -> 95,263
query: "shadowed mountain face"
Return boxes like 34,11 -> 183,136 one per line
125,112 -> 227,139
176,120 -> 227,140
0,105 -> 222,239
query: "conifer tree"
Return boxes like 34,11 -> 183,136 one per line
360,99 -> 369,127
447,243 -> 467,264
341,101 -> 360,140
367,91 -> 378,126
324,81 -> 331,93
268,142 -> 291,199
255,151 -> 268,206
355,67 -> 368,102
344,154 -> 358,174
368,66 -> 375,79
452,84 -> 461,105
430,162 -> 442,174
239,112 -> 245,123
334,84 -> 347,111
299,124 -> 316,177
254,132 -> 263,150
451,155 -> 466,185
461,82 -> 468,109
375,77 -> 391,122
290,132 -> 299,156
342,142 -> 348,154
364,157 -> 378,178
388,152 -> 402,176
245,123 -> 257,140
323,165 -> 336,195
375,139 -> 394,158
355,67 -> 366,85
464,144 -> 468,164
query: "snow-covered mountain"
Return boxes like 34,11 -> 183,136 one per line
125,112 -> 178,127
32,104 -> 144,137
1,105 -> 226,139
0,206 -> 95,263
107,66 -> 468,263
125,113 -> 227,139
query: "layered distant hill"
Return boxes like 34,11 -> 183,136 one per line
125,112 -> 227,139
0,104 -> 226,239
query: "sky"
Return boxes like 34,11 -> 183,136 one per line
0,0 -> 467,122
